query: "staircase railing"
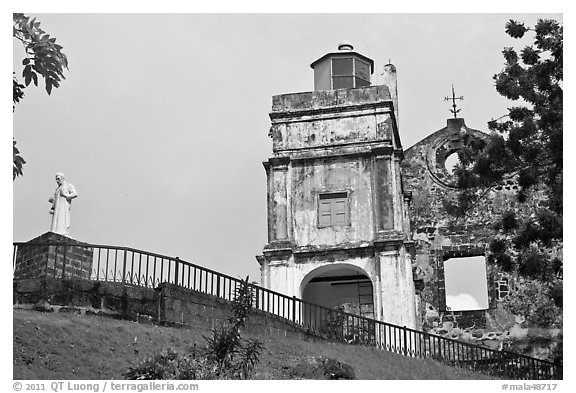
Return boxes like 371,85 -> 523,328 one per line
13,241 -> 562,380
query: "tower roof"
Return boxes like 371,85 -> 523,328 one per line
310,44 -> 375,74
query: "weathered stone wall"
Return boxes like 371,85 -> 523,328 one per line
14,278 -> 158,322
402,119 -> 513,317
13,277 -> 313,340
378,246 -> 417,328
291,157 -> 373,247
269,86 -> 399,154
401,117 -> 561,360
14,232 -> 93,280
271,86 -> 392,113
157,283 -> 310,338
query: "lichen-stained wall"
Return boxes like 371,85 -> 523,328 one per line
379,248 -> 418,328
269,87 -> 399,153
271,114 -> 391,151
291,157 -> 373,247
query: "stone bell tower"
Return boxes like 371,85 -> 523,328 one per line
256,43 -> 417,328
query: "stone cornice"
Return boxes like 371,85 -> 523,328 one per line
262,237 -> 416,262
294,238 -> 412,258
289,150 -> 373,163
293,242 -> 372,256
373,230 -> 407,251
269,101 -> 393,123
289,145 -> 384,163
262,241 -> 294,259
271,85 -> 392,114
268,142 -> 396,164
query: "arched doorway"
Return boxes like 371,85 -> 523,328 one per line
301,264 -> 374,318
298,264 -> 376,342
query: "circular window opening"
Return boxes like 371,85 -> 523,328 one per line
444,151 -> 461,175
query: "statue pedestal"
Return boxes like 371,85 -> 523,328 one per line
13,232 -> 93,280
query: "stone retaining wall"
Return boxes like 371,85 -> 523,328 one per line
13,277 -> 312,340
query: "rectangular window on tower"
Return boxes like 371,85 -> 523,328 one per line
354,59 -> 371,86
332,58 -> 354,89
331,58 -> 371,89
318,192 -> 349,228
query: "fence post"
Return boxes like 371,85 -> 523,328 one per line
122,250 -> 127,283
403,326 -> 408,356
174,258 -> 180,286
292,296 -> 297,323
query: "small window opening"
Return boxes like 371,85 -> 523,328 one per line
444,256 -> 489,311
318,192 -> 349,228
495,276 -> 510,301
444,151 -> 461,175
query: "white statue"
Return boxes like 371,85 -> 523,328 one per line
48,172 -> 78,236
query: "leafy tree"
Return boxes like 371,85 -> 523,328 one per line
452,18 -> 562,265
13,140 -> 26,180
449,19 -> 563,336
452,18 -> 562,215
13,13 -> 69,179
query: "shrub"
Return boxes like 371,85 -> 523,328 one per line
125,277 -> 264,380
124,349 -> 181,380
321,357 -> 356,380
123,347 -> 219,380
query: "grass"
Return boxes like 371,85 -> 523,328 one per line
13,308 -> 490,380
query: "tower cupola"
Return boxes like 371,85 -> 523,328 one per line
310,42 -> 374,91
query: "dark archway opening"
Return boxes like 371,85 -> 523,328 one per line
300,266 -> 375,342
302,269 -> 374,319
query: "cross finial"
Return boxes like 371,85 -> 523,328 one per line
444,85 -> 464,118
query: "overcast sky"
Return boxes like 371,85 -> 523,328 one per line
12,11 -> 563,296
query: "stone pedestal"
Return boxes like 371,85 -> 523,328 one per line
13,232 -> 93,280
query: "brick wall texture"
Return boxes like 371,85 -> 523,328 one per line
14,232 -> 93,280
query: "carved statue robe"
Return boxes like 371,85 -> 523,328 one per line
50,181 -> 78,236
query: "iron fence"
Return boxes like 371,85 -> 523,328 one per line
13,241 -> 562,380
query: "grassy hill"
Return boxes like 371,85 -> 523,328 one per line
13,308 -> 490,380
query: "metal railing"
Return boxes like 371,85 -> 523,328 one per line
13,241 -> 562,380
